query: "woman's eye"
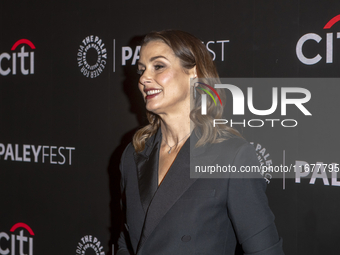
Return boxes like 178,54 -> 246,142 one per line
137,69 -> 145,75
154,65 -> 164,70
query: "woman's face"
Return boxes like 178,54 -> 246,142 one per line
137,40 -> 195,116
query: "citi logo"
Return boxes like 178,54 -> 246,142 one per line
0,222 -> 34,255
296,14 -> 340,65
0,39 -> 35,76
196,82 -> 223,115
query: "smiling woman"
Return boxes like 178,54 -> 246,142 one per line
117,30 -> 284,255
137,40 -> 193,117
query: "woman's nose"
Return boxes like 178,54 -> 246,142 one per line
139,70 -> 152,85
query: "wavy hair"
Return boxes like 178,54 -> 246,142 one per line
133,30 -> 241,153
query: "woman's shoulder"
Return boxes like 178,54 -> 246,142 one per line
120,143 -> 135,166
204,135 -> 259,166
119,143 -> 137,186
209,134 -> 253,153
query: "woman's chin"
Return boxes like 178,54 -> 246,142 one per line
145,103 -> 161,114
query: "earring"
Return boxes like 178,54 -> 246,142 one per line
193,82 -> 197,99
192,75 -> 197,99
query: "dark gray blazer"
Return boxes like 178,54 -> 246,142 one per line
117,129 -> 284,255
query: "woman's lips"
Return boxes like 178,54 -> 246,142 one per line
145,89 -> 162,100
146,93 -> 161,100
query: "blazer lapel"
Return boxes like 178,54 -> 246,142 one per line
136,132 -> 220,253
190,133 -> 220,178
136,138 -> 191,252
134,129 -> 161,213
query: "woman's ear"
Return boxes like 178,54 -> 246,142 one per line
190,65 -> 197,78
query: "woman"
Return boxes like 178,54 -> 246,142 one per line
117,30 -> 284,255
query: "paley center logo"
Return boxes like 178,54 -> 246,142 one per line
77,35 -> 107,78
296,14 -> 340,65
250,142 -> 273,184
0,222 -> 34,255
0,39 -> 35,76
76,235 -> 105,255
196,79 -> 312,128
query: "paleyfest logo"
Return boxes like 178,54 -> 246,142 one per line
296,14 -> 340,65
196,79 -> 312,128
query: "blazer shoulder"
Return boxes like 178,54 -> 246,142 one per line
120,142 -> 135,163
212,135 -> 253,156
208,136 -> 259,171
119,142 -> 136,183
223,135 -> 249,148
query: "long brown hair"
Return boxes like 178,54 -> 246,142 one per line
133,30 -> 241,153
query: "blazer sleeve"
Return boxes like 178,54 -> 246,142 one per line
117,232 -> 132,255
227,143 -> 285,255
116,144 -> 134,255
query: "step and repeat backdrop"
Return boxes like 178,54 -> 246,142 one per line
1,0 -> 340,254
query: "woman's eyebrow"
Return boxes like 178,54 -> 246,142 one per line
138,55 -> 168,66
149,55 -> 168,62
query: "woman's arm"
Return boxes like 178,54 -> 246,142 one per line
117,144 -> 134,255
227,143 -> 284,255
117,231 -> 132,255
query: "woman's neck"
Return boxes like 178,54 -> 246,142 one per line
160,112 -> 192,147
